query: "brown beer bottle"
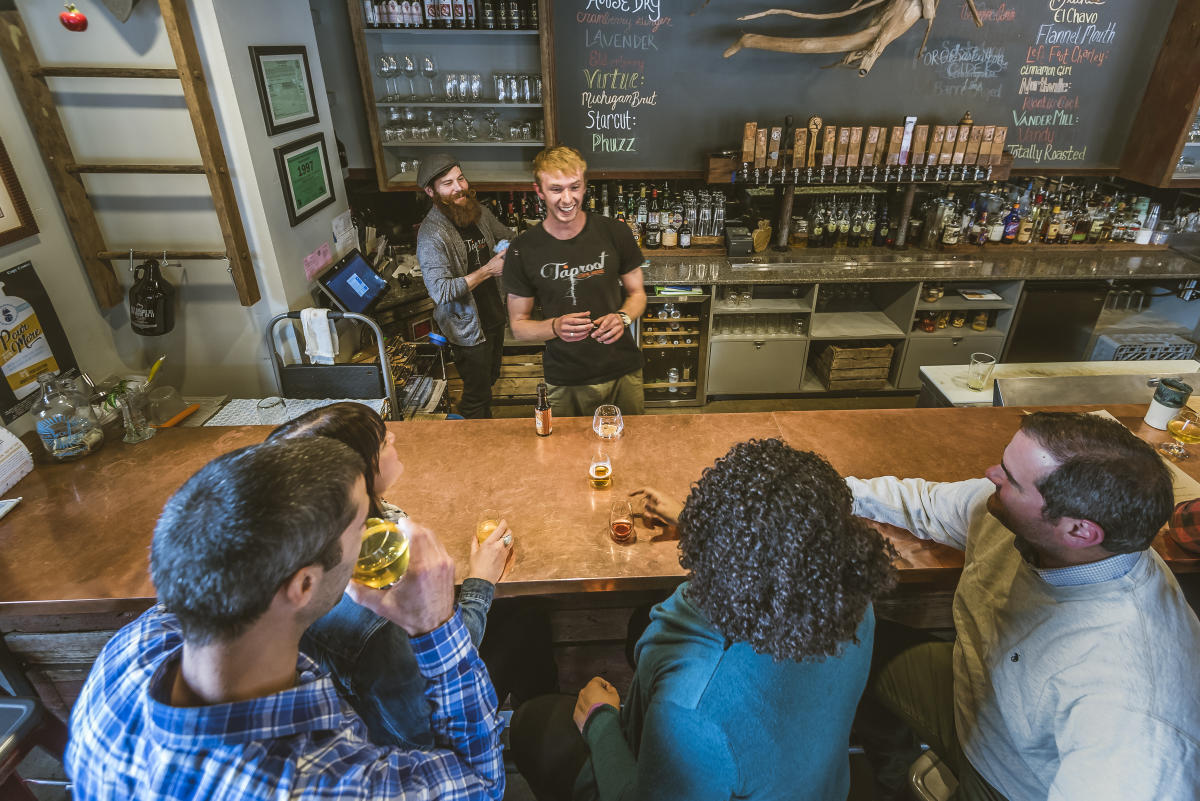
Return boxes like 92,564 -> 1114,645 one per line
534,381 -> 552,436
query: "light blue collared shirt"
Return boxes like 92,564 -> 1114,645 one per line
1033,550 -> 1141,587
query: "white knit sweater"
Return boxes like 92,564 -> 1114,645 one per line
847,475 -> 1200,801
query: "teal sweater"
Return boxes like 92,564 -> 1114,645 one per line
575,583 -> 874,801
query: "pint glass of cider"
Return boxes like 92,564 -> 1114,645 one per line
354,517 -> 410,589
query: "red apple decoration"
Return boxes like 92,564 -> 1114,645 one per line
60,4 -> 88,32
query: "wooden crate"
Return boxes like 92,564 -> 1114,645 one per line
446,351 -> 545,406
814,343 -> 893,390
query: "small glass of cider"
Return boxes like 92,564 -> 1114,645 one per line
477,509 -> 501,544
353,517 -> 410,589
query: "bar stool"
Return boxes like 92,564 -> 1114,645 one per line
0,636 -> 70,800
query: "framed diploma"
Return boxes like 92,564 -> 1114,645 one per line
250,45 -> 319,136
274,132 -> 335,226
0,137 -> 38,248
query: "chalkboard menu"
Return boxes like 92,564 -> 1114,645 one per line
553,0 -> 1175,173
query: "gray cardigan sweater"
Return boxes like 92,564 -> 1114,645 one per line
416,202 -> 514,346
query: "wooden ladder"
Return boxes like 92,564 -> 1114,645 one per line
0,0 -> 259,307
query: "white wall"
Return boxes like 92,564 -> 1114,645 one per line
0,0 -> 350,433
310,0 -> 372,170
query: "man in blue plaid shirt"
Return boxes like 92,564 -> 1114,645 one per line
65,437 -> 505,800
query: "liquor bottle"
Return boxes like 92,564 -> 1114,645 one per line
362,0 -> 379,26
873,199 -> 889,247
971,206 -> 988,246
534,381 -> 552,436
1056,198 -> 1076,244
1070,198 -> 1090,244
659,184 -> 672,229
450,0 -> 466,27
670,191 -> 684,230
835,198 -> 850,247
527,0 -> 538,28
678,218 -> 693,248
662,218 -> 678,248
1001,203 -> 1020,244
986,204 -> 1004,243
587,186 -> 597,215
1086,198 -> 1108,244
636,186 -> 649,229
1042,204 -> 1061,243
129,258 -> 176,336
506,0 -> 521,29
1017,202 -> 1038,244
644,214 -> 662,249
505,194 -> 521,232
601,183 -> 611,217
423,0 -> 441,27
649,187 -> 660,227
848,198 -> 863,248
495,0 -> 508,28
480,0 -> 496,28
464,0 -> 476,27
31,373 -> 103,461
940,195 -> 961,248
863,201 -> 877,248
808,201 -> 825,248
614,183 -> 625,217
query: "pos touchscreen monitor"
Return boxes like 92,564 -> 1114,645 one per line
316,249 -> 390,315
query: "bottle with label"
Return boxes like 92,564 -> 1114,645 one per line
450,0 -> 466,27
662,221 -> 678,248
362,0 -> 379,26
1042,204 -> 1061,243
526,0 -> 538,28
0,281 -> 59,400
31,373 -> 103,461
678,219 -> 692,248
129,259 -> 176,337
644,216 -> 662,249
506,0 -> 520,28
480,0 -> 496,28
1001,203 -> 1020,244
534,381 -> 551,436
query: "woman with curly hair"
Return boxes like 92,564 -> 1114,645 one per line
511,438 -> 897,801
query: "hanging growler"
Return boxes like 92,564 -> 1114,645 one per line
128,259 -> 176,336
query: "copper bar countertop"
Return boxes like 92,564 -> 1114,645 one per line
2,405 -> 1196,616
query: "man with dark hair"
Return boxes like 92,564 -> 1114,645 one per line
65,437 -> 504,800
509,438 -> 897,800
417,153 -> 514,418
850,411 -> 1200,801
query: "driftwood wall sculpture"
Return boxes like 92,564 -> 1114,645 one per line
722,0 -> 982,77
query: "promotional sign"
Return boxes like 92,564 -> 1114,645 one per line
0,261 -> 79,423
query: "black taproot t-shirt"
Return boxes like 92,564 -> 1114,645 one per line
503,214 -> 644,386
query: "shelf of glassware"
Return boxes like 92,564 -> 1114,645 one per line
364,28 -> 540,36
376,102 -> 543,108
384,141 -> 545,148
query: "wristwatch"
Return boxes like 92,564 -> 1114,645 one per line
618,311 -> 632,327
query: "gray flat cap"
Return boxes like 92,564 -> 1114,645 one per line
417,153 -> 460,189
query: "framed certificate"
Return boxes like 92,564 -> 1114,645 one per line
274,132 -> 335,227
250,45 -> 319,136
0,137 -> 38,248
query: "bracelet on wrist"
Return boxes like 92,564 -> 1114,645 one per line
550,316 -> 561,339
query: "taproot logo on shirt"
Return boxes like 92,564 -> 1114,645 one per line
539,250 -> 610,306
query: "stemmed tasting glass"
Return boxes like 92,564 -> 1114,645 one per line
421,54 -> 438,100
1158,408 -> 1200,460
461,109 -> 479,141
444,109 -> 462,142
593,404 -> 623,440
376,55 -> 397,102
483,109 -> 504,141
400,53 -> 419,100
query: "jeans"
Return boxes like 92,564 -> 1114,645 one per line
301,578 -> 492,749
450,325 -> 505,419
301,581 -> 559,749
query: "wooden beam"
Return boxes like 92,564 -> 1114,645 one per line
538,0 -> 556,147
67,163 -> 206,174
157,0 -> 260,306
0,11 -> 123,308
32,66 -> 179,79
1119,1 -> 1200,187
346,0 -> 390,192
98,250 -> 227,260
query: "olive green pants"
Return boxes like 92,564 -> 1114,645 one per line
546,369 -> 644,418
872,642 -> 1009,801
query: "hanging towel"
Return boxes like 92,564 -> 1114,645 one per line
300,308 -> 338,365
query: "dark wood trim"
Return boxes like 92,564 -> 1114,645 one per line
538,0 -> 556,148
67,163 -> 206,174
346,0 -> 390,192
247,44 -> 320,136
0,10 -> 122,307
97,250 -> 227,260
1119,1 -> 1200,187
0,135 -> 38,248
31,66 -> 179,78
159,0 -> 260,305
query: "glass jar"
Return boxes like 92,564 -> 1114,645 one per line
31,373 -> 104,461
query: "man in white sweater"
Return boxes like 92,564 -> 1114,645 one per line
849,411 -> 1200,801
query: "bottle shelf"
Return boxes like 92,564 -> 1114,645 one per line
809,311 -> 905,339
642,316 -> 700,324
714,300 -> 812,313
384,140 -> 545,148
915,299 -> 1014,311
642,343 -> 698,349
377,101 -> 543,108
644,381 -> 699,389
365,28 -> 539,35
907,328 -> 1001,338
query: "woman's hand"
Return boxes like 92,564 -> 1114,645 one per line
629,486 -> 683,529
467,519 -> 514,585
574,676 -> 621,732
